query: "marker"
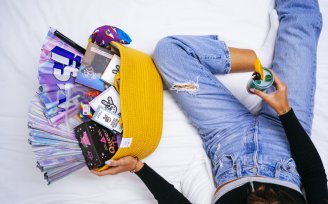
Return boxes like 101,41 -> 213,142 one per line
254,58 -> 264,80
54,30 -> 86,54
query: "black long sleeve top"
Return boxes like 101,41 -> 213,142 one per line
136,109 -> 328,204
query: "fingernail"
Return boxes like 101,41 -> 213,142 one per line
105,160 -> 111,165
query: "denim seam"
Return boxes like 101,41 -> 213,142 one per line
275,162 -> 281,179
304,19 -> 319,134
222,42 -> 231,74
253,118 -> 260,174
236,159 -> 242,177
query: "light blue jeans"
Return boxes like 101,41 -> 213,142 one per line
153,0 -> 322,188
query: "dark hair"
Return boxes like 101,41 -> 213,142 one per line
247,185 -> 305,204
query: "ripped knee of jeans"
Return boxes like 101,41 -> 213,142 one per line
170,79 -> 199,94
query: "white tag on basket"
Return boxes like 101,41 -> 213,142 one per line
120,138 -> 133,148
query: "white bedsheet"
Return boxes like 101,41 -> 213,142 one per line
0,0 -> 327,203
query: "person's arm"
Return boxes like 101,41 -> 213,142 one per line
254,71 -> 328,203
90,156 -> 191,204
279,108 -> 327,203
136,162 -> 191,204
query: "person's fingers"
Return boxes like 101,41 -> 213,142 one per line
90,157 -> 136,176
270,71 -> 285,90
254,89 -> 269,100
105,159 -> 119,167
106,157 -> 132,167
90,166 -> 121,176
90,170 -> 102,176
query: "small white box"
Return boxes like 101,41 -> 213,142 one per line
101,54 -> 120,85
92,107 -> 122,133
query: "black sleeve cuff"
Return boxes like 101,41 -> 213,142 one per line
135,162 -> 151,178
278,108 -> 294,121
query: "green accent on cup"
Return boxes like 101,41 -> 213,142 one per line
247,68 -> 274,94
265,75 -> 272,81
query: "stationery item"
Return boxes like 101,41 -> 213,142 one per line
88,25 -> 132,49
254,58 -> 264,80
39,27 -> 83,85
115,133 -> 123,147
101,54 -> 120,85
38,27 -> 87,124
51,46 -> 81,66
39,83 -> 86,110
54,29 -> 86,54
80,102 -> 93,121
75,43 -> 115,91
92,107 -> 122,133
89,86 -> 120,116
85,90 -> 101,100
78,90 -> 100,121
74,121 -> 119,169
28,95 -> 86,185
38,84 -> 91,126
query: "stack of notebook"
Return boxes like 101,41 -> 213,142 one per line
28,27 -> 128,184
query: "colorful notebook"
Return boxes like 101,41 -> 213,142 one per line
75,43 -> 115,91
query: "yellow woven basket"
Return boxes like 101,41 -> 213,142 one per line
97,42 -> 163,171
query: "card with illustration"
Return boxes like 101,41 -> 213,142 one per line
75,43 -> 115,91
89,86 -> 120,116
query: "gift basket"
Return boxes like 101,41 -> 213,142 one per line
28,26 -> 163,184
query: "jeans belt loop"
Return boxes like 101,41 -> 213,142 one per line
274,162 -> 281,179
236,158 -> 242,177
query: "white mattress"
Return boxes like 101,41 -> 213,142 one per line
0,0 -> 327,203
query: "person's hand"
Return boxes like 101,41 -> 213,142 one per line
90,156 -> 144,176
254,70 -> 291,115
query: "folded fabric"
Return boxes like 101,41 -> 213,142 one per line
88,25 -> 132,48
